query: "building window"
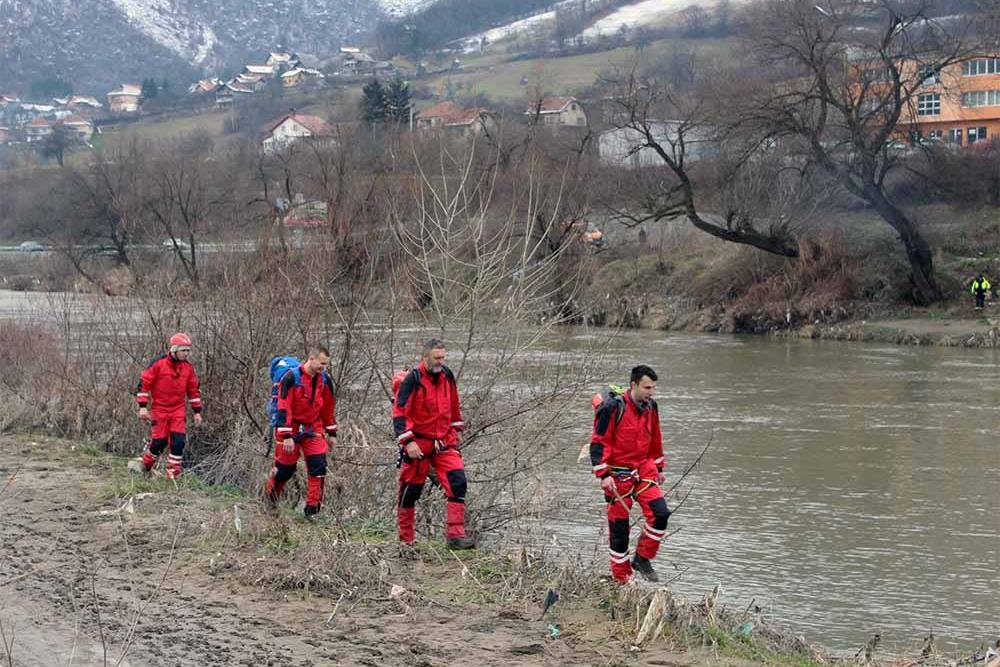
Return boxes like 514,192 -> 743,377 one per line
949,128 -> 963,145
917,64 -> 940,85
961,90 -> 1000,107
968,126 -> 988,144
927,129 -> 943,140
962,58 -> 1000,76
916,93 -> 940,116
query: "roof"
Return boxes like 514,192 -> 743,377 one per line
417,101 -> 462,120
61,114 -> 90,125
27,117 -> 51,128
265,112 -> 335,137
269,52 -> 295,61
223,82 -> 255,94
340,46 -> 361,54
70,96 -> 102,107
281,69 -> 304,78
245,64 -> 274,74
530,96 -> 577,114
446,108 -> 492,127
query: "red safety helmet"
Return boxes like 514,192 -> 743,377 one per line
169,332 -> 192,349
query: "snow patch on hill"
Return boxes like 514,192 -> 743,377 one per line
110,0 -> 216,64
376,0 -> 438,17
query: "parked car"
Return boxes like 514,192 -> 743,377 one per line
17,241 -> 46,252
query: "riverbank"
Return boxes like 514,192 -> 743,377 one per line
3,435 -> 997,666
0,434 -> 829,667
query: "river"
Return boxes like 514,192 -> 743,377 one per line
1,290 -> 996,652
550,329 -> 998,653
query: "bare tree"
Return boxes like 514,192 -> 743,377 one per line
599,64 -> 802,257
741,0 -> 1000,303
142,142 -> 217,285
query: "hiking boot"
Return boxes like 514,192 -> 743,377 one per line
446,536 -> 476,550
303,505 -> 320,521
631,555 -> 658,582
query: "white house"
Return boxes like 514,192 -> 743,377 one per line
261,112 -> 335,153
597,122 -> 719,169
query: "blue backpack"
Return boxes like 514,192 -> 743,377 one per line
267,356 -> 333,428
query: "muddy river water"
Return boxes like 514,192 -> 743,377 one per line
548,329 -> 998,652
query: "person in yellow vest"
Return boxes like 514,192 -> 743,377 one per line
971,274 -> 991,310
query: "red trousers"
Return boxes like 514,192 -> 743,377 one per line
265,434 -> 328,513
397,443 -> 468,544
142,409 -> 187,479
605,460 -> 670,583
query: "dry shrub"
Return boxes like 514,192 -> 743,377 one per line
0,319 -> 61,431
727,236 -> 859,332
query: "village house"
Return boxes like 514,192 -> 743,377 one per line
335,48 -> 377,77
107,84 -> 142,114
215,82 -> 255,108
188,78 -> 222,95
260,111 -> 336,153
415,102 -> 496,137
525,96 -> 587,128
415,101 -> 462,131
60,114 -> 94,142
266,52 -> 301,70
24,117 -> 53,142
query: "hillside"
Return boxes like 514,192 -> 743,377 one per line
0,0 -> 386,95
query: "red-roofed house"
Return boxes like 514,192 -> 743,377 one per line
261,112 -> 336,153
416,102 -> 496,136
24,117 -> 53,142
415,101 -> 462,131
526,96 -> 587,128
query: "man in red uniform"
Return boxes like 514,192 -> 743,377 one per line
136,332 -> 203,480
590,364 -> 671,583
393,339 -> 475,550
264,346 -> 337,518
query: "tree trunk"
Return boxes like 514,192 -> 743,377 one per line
864,186 -> 941,305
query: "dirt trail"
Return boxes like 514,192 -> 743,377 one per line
0,438 -> 719,667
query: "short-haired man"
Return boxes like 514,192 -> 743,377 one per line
136,332 -> 203,480
590,364 -> 670,583
393,339 -> 475,550
264,346 -> 337,518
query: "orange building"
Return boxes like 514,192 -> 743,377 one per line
903,55 -> 1000,146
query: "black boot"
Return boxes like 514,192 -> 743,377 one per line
632,555 -> 659,582
446,536 -> 476,550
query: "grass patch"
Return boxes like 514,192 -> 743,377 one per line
425,37 -> 735,101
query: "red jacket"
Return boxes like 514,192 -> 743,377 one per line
274,365 -> 337,440
393,363 -> 464,447
136,354 -> 202,415
589,391 -> 664,477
